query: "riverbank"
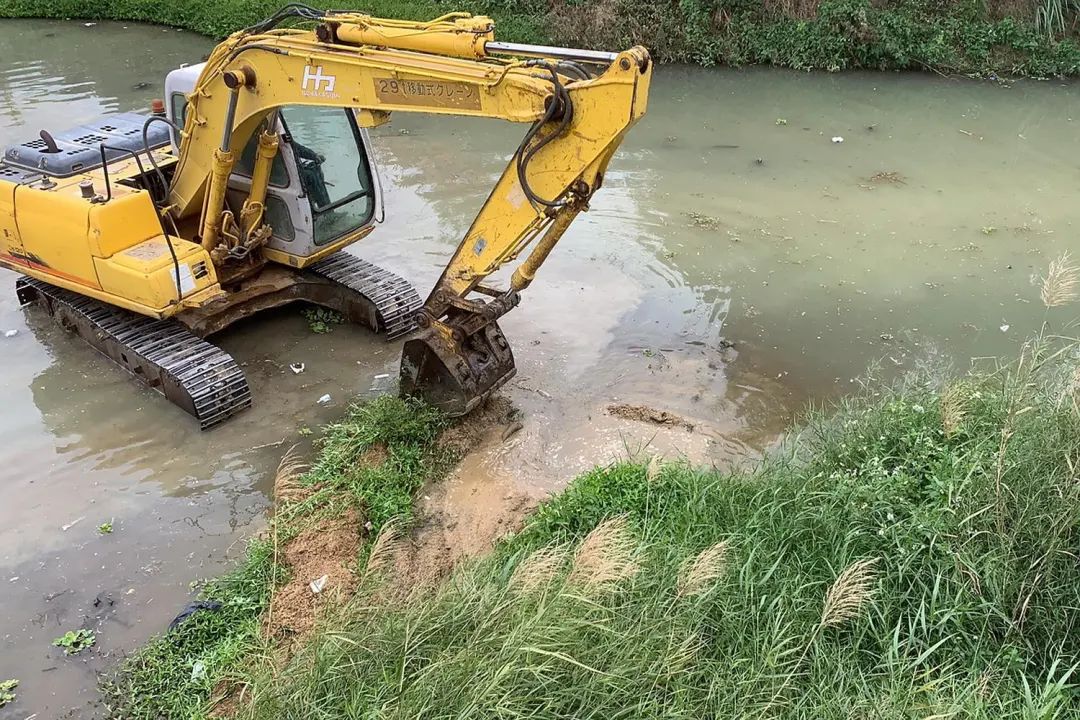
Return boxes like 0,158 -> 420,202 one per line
241,339 -> 1080,717
3,0 -> 1080,75
105,287 -> 1080,717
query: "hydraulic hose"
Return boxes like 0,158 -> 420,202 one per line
514,64 -> 574,209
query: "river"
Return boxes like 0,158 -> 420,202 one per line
0,17 -> 1076,718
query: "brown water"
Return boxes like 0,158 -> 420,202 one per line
1,17 -> 1078,718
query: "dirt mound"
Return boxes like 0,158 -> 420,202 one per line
262,394 -> 536,644
265,507 -> 362,643
392,460 -> 539,598
607,403 -> 695,431
389,395 -> 539,598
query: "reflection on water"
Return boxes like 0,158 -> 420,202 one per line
0,16 -> 1078,718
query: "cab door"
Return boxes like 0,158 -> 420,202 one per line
228,106 -> 382,263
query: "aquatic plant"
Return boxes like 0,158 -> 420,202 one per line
0,679 -> 17,708
53,629 -> 96,655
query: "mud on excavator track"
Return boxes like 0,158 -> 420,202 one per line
16,253 -> 420,429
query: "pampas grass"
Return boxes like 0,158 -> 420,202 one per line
1040,252 -> 1079,309
677,541 -> 731,597
566,515 -> 640,592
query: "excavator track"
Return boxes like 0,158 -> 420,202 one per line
306,253 -> 421,339
15,277 -> 252,430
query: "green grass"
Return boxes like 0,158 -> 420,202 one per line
228,337 -> 1080,718
102,395 -> 449,720
4,0 -> 1080,75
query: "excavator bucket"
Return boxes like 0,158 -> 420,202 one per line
399,321 -> 516,416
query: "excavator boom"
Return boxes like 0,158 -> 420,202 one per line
168,8 -> 652,414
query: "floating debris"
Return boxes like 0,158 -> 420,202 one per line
61,516 -> 85,532
608,403 -> 694,432
289,362 -> 305,374
685,211 -> 722,230
868,171 -> 905,185
831,136 -> 844,143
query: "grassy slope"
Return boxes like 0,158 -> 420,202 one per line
234,339 -> 1080,718
104,397 -> 449,720
3,0 -> 1080,74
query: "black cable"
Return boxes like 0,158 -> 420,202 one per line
556,61 -> 591,80
244,3 -> 324,34
514,64 -> 574,209
162,214 -> 184,304
142,115 -> 182,205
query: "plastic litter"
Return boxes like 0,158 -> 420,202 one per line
317,393 -> 332,405
309,574 -> 329,594
289,362 -> 305,374
831,136 -> 844,143
61,516 -> 85,532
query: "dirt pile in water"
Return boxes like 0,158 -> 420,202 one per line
607,402 -> 696,431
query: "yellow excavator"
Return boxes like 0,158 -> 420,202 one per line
0,7 -> 652,428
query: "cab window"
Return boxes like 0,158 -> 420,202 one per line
279,106 -> 375,246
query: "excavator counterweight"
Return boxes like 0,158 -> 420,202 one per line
0,6 -> 652,424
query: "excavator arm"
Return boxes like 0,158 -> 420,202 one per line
167,8 -> 652,414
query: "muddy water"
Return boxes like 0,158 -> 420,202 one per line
1,17 -> 1078,717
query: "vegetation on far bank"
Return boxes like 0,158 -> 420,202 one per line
105,256 -> 1080,719
5,0 -> 1080,75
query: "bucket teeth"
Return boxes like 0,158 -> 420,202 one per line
400,320 -> 516,416
15,277 -> 251,430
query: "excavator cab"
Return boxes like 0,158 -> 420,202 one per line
165,64 -> 383,264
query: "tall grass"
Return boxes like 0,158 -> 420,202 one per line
1036,0 -> 1080,39
234,336 -> 1080,718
